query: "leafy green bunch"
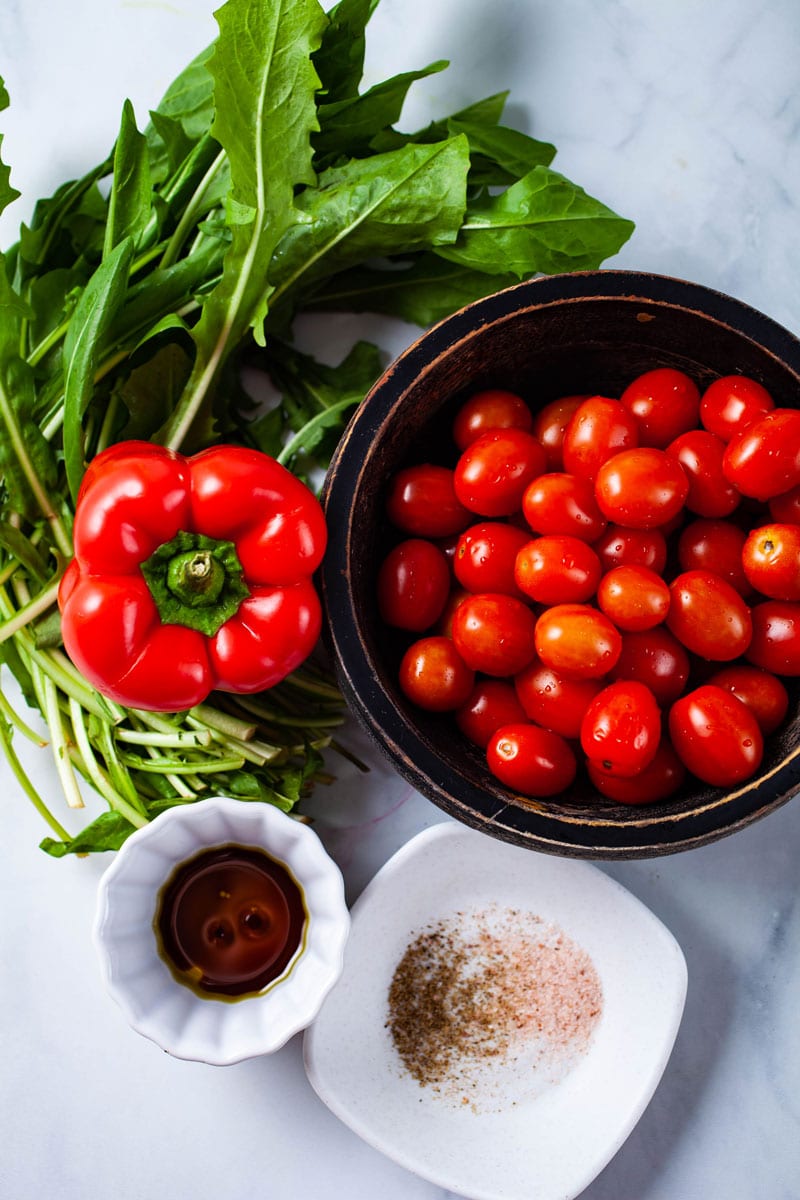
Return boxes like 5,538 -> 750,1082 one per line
0,0 -> 633,856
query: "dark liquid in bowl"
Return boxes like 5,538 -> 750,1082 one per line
156,845 -> 307,998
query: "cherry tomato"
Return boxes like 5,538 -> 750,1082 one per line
435,586 -> 471,638
531,394 -> 587,469
597,565 -> 670,632
398,636 -> 475,711
452,388 -> 533,451
377,539 -> 451,632
668,685 -> 763,787
770,482 -> 800,524
592,524 -> 668,574
452,592 -> 538,676
522,472 -> 608,541
610,627 -> 690,707
454,429 -> 547,517
742,523 -> 800,601
665,429 -> 740,518
513,535 -> 602,605
722,408 -> 800,501
486,723 -> 577,797
666,570 -> 752,661
580,680 -> 661,777
699,374 -> 774,442
386,465 -> 472,537
514,657 -> 603,739
454,522 -> 530,596
707,664 -> 789,735
587,740 -> 686,805
595,448 -> 689,529
561,396 -> 639,481
746,600 -> 800,675
677,518 -> 751,595
620,367 -> 700,448
455,679 -> 528,748
534,603 -> 622,679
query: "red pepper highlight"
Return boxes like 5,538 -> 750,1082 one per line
58,442 -> 327,711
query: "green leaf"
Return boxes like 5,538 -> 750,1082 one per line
0,521 -> 51,583
450,119 -> 556,186
268,136 -> 470,311
147,110 -> 196,179
312,0 -> 380,103
162,0 -> 327,449
114,339 -> 193,441
62,236 -> 135,500
0,253 -> 59,521
314,60 -> 448,164
14,165 -> 110,282
307,252 -> 519,325
0,76 -> 20,219
104,100 -> 152,258
145,43 -> 216,182
39,811 -> 137,857
434,165 -> 635,277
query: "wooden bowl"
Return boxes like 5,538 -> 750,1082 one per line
320,271 -> 800,859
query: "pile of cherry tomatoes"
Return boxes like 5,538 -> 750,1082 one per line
377,369 -> 800,805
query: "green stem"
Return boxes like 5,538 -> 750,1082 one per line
0,685 -> 48,746
0,716 -> 71,840
0,577 -> 61,646
68,700 -> 148,828
160,149 -> 226,270
117,752 -> 246,774
0,385 -> 72,559
41,675 -> 84,810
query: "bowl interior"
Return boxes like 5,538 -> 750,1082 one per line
321,272 -> 800,858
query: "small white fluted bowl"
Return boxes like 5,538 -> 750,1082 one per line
93,797 -> 350,1065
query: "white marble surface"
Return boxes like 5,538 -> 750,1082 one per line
1,2 -> 799,1198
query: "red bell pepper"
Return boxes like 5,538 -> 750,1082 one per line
58,441 -> 327,712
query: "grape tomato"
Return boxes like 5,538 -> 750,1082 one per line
452,388 -> 533,451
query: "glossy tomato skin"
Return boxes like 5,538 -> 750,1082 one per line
707,664 -> 789,735
668,684 -> 763,787
451,592 -> 537,676
592,524 -> 668,574
522,472 -> 608,541
561,396 -> 639,481
619,367 -> 701,448
377,539 -> 451,632
454,522 -> 530,597
609,627 -> 690,707
486,723 -> 577,797
386,465 -> 472,537
580,680 -> 661,778
587,740 -> 686,805
769,482 -> 800,524
514,657 -> 603,739
742,523 -> 800,601
746,600 -> 800,675
513,535 -> 602,605
452,389 -> 533,452
597,565 -> 670,632
666,570 -> 752,661
722,408 -> 800,501
398,636 -> 474,712
531,395 -> 587,469
665,429 -> 740,518
699,374 -> 774,442
454,429 -> 547,517
455,679 -> 528,748
534,603 -> 622,679
677,518 -> 751,595
595,448 -> 689,529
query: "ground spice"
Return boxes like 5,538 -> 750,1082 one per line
386,904 -> 603,1112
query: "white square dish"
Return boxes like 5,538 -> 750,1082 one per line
304,821 -> 687,1200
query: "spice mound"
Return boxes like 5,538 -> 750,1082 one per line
386,904 -> 603,1112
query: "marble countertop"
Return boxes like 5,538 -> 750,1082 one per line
1,2 -> 799,1198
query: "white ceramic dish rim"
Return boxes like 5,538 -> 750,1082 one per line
304,820 -> 688,1200
93,796 -> 350,1065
